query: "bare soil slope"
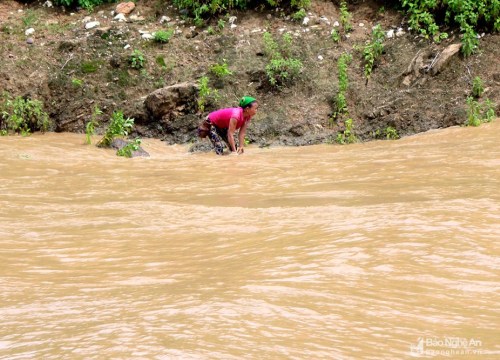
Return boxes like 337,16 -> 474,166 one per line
1,0 -> 499,147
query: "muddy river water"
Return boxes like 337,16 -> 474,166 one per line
1,122 -> 499,359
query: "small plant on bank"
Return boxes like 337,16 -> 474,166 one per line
210,60 -> 232,78
363,24 -> 385,80
336,118 -> 357,144
84,105 -> 102,145
0,95 -> 50,135
472,76 -> 484,98
72,78 -> 83,87
97,110 -> 134,148
197,76 -> 219,113
330,53 -> 352,124
292,8 -> 307,22
339,1 -> 352,32
129,50 -> 145,70
262,32 -> 303,89
117,138 -> 142,158
331,28 -> 341,43
385,126 -> 399,140
153,29 -> 174,43
217,19 -> 226,30
21,9 -> 37,27
466,97 -> 497,127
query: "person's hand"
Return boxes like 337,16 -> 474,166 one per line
237,147 -> 244,154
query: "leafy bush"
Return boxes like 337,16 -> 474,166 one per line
466,97 -> 496,127
171,0 -> 310,24
292,8 -> 307,22
262,32 -> 303,88
117,138 -> 142,158
336,118 -> 357,144
210,60 -> 233,78
0,94 -> 50,135
385,126 -> 399,139
401,0 -> 499,56
472,76 -> 484,98
129,50 -> 145,70
363,24 -> 385,80
331,52 -> 352,123
197,76 -> 219,113
53,0 -> 115,11
97,110 -> 134,147
153,29 -> 174,43
85,105 -> 102,145
339,1 -> 352,32
331,28 -> 341,43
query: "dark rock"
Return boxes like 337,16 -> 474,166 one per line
144,82 -> 198,122
111,138 -> 150,157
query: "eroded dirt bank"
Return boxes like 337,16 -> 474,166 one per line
0,0 -> 498,147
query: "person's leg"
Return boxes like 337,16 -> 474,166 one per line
208,126 -> 225,155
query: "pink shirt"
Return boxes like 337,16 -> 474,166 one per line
208,107 -> 249,129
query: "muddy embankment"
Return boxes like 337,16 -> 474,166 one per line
0,0 -> 498,148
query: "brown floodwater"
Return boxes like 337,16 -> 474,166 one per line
0,122 -> 499,359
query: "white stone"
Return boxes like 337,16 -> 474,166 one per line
396,28 -> 405,37
138,29 -> 148,34
160,16 -> 171,24
124,44 -> 130,49
25,28 -> 35,36
318,55 -> 324,61
230,24 -> 237,30
43,1 -> 53,8
387,29 -> 395,38
278,28 -> 286,33
359,23 -> 365,27
228,16 -> 237,24
85,21 -> 100,30
114,13 -> 126,22
142,33 -> 153,40
302,17 -> 310,26
82,16 -> 92,23
333,21 -> 340,27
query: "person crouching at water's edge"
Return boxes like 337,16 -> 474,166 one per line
205,96 -> 258,155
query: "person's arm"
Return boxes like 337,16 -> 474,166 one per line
237,120 -> 249,154
227,117 -> 238,152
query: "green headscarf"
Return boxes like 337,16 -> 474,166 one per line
239,96 -> 256,108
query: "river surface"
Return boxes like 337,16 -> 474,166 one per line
1,123 -> 499,359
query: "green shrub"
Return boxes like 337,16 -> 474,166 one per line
262,32 -> 303,88
171,0 -> 309,24
0,95 -> 50,135
210,60 -> 233,78
466,96 -> 497,127
53,0 -> 115,11
197,76 -> 219,113
85,105 -> 102,145
129,50 -> 145,70
331,52 -> 352,124
336,118 -> 357,144
402,0 -> 498,55
97,110 -> 134,147
292,8 -> 307,22
81,61 -> 99,74
363,24 -> 385,80
472,76 -> 484,98
331,28 -> 341,43
117,138 -> 142,158
385,126 -> 399,140
339,1 -> 352,32
153,29 -> 174,43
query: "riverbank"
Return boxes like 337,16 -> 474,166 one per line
0,0 -> 498,147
